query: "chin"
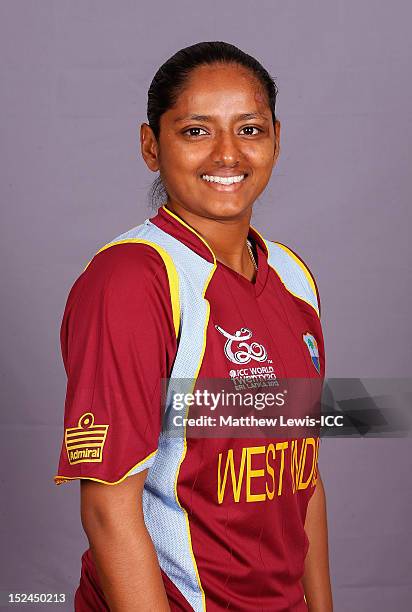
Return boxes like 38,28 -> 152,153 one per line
203,198 -> 252,220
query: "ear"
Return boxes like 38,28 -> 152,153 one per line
273,119 -> 281,166
140,123 -> 160,172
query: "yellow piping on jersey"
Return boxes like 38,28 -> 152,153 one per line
162,205 -> 217,264
54,448 -> 158,485
84,238 -> 181,340
249,223 -> 268,255
161,208 -> 317,303
274,241 -> 318,300
235,224 -> 320,319
266,261 -> 320,318
172,262 -> 216,612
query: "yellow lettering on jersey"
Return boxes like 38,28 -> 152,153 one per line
290,439 -> 307,493
246,446 -> 266,502
217,439 -> 317,504
311,438 -> 320,487
275,441 -> 288,496
217,448 -> 246,504
297,437 -> 316,490
265,444 -> 276,500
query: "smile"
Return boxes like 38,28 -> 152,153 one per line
201,174 -> 246,185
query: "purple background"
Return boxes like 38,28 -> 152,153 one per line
1,1 -> 411,610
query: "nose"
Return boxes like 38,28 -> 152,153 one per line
212,130 -> 241,167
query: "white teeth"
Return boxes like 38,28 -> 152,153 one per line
201,174 -> 245,185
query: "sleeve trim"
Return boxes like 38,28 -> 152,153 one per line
53,448 -> 158,486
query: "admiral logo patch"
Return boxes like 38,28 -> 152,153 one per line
65,412 -> 109,465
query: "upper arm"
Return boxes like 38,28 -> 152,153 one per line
55,243 -> 178,486
80,469 -> 148,536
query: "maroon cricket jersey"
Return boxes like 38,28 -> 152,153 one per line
55,205 -> 325,611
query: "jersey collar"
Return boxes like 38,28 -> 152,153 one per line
150,204 -> 269,294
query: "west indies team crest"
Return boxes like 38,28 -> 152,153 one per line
303,332 -> 320,373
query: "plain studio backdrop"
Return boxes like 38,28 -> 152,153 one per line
1,1 -> 411,610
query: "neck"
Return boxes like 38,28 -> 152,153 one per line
164,201 -> 257,282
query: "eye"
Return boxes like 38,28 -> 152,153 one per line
239,126 -> 263,136
182,127 -> 209,137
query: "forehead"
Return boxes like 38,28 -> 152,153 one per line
169,63 -> 270,115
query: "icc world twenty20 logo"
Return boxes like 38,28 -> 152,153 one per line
215,325 -> 268,365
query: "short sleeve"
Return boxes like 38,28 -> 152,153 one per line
54,243 -> 178,485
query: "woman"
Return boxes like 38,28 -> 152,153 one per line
55,41 -> 333,611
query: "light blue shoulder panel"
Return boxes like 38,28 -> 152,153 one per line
263,239 -> 319,317
103,218 -> 214,612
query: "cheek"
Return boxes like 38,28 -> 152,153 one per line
245,143 -> 275,171
162,141 -> 205,173
157,131 -> 209,197
159,146 -> 204,196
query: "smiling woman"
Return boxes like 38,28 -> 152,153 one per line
143,55 -> 279,239
55,41 -> 333,611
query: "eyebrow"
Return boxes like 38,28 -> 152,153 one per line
173,112 -> 269,123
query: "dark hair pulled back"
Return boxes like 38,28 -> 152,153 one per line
146,41 -> 278,209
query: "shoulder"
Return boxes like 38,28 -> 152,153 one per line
64,241 -> 180,334
85,240 -> 170,285
263,239 -> 321,319
66,242 -> 170,302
